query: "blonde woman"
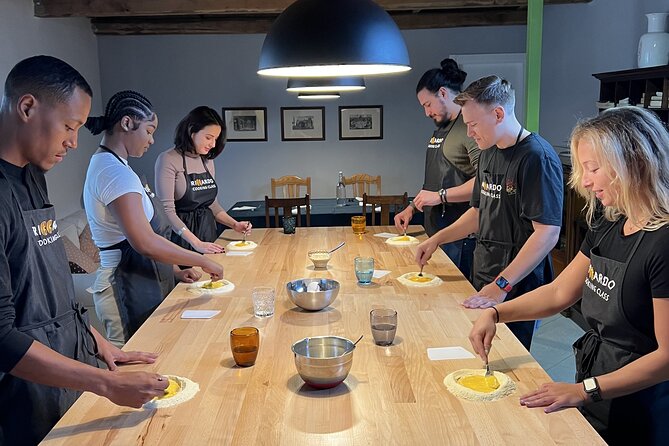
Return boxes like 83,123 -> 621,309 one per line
469,107 -> 669,445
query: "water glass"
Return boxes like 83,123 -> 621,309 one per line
283,216 -> 296,234
252,286 -> 275,317
354,256 -> 374,285
370,308 -> 397,346
230,326 -> 260,367
351,215 -> 366,235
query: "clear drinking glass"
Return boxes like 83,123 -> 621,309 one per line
354,256 -> 374,285
252,287 -> 275,317
230,326 -> 260,367
370,308 -> 397,346
351,215 -> 366,234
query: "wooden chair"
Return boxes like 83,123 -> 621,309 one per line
362,193 -> 408,226
271,176 -> 311,198
343,173 -> 381,197
265,195 -> 311,228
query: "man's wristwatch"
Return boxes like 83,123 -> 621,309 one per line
583,377 -> 602,402
438,188 -> 448,204
495,276 -> 512,293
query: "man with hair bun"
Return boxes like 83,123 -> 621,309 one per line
416,75 -> 563,350
0,55 -> 168,446
394,58 -> 480,281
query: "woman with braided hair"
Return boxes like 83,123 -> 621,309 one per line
83,90 -> 224,347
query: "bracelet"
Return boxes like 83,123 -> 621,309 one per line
176,226 -> 187,237
491,306 -> 500,323
439,188 -> 448,204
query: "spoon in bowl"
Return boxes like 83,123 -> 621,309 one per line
328,241 -> 345,254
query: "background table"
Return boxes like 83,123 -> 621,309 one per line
227,198 -> 424,228
42,226 -> 603,445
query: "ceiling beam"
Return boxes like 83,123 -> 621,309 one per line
35,0 -> 590,18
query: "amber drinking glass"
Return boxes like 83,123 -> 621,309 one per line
351,215 -> 366,235
230,327 -> 260,367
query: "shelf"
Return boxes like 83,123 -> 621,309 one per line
593,66 -> 669,117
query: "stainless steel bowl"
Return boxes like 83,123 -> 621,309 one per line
286,278 -> 340,311
291,336 -> 355,389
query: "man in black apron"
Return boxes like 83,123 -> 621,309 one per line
0,56 -> 167,446
416,75 -> 563,349
395,59 -> 480,281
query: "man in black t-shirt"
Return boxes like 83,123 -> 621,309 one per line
415,75 -> 563,349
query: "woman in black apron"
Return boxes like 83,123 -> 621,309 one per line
84,92 -> 224,346
468,107 -> 669,445
155,106 -> 251,255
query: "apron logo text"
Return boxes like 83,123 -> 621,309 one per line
32,219 -> 61,246
480,181 -> 502,199
585,265 -> 616,301
428,136 -> 444,149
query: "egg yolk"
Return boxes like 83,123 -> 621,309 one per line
457,375 -> 500,393
408,275 -> 432,283
158,378 -> 181,399
202,280 -> 225,289
235,241 -> 249,247
394,236 -> 411,241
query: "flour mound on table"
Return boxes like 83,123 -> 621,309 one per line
444,369 -> 516,402
144,375 -> 200,409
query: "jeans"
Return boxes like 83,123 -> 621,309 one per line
441,237 -> 475,283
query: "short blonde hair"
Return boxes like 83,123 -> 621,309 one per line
454,75 -> 515,110
569,106 -> 669,230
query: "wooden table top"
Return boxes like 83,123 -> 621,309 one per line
42,226 -> 603,445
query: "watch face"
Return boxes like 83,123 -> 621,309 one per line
584,378 -> 597,392
496,277 -> 509,288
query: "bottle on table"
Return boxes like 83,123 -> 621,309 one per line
336,171 -> 346,207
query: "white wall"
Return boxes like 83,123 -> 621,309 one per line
0,0 -> 102,218
540,0 -> 669,148
97,27 -> 527,208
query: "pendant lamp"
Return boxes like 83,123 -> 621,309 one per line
258,0 -> 411,77
298,93 -> 341,100
287,77 -> 366,93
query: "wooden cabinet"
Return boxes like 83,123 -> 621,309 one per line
593,65 -> 669,124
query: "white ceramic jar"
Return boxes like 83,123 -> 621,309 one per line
638,13 -> 669,68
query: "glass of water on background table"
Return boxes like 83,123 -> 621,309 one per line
370,308 -> 397,346
354,256 -> 374,285
252,287 -> 275,317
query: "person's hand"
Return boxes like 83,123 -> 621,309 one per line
394,207 -> 414,233
202,259 -> 224,281
468,308 -> 498,364
96,338 -> 159,372
234,221 -> 252,234
415,238 -> 438,266
194,240 -> 225,254
520,382 -> 589,413
174,267 -> 202,283
463,282 -> 507,308
102,371 -> 168,408
413,189 -> 441,211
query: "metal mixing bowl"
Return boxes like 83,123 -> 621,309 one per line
291,336 -> 356,389
286,278 -> 340,311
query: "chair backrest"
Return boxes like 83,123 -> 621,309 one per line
264,195 -> 311,228
362,193 -> 408,226
343,173 -> 381,197
271,175 -> 312,198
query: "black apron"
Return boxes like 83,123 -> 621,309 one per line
170,152 -> 219,251
574,223 -> 669,445
422,113 -> 472,237
98,147 -> 175,342
0,166 -> 99,446
472,128 -> 551,349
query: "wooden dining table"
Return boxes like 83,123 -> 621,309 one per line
42,226 -> 604,445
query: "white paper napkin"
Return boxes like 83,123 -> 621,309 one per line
427,347 -> 475,360
231,205 -> 256,211
181,310 -> 220,319
374,232 -> 396,238
372,270 -> 391,279
226,251 -> 253,256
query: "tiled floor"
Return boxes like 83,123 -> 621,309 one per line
530,314 -> 585,383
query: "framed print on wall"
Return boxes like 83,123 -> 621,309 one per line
280,107 -> 325,141
222,107 -> 268,142
338,105 -> 383,140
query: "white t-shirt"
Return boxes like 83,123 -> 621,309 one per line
83,152 -> 154,267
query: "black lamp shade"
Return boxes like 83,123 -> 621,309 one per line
287,77 -> 366,92
258,0 -> 411,77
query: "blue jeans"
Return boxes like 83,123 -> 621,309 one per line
441,237 -> 475,283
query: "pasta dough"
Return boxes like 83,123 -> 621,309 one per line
385,235 -> 419,246
444,369 -> 516,402
226,240 -> 257,251
144,375 -> 200,409
397,272 -> 442,287
187,279 -> 235,295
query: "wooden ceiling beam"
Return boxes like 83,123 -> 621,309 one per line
35,0 -> 590,18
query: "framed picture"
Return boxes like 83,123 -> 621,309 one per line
281,107 -> 325,141
338,105 -> 383,140
222,107 -> 267,142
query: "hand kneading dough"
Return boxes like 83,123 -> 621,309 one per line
145,375 -> 200,409
226,240 -> 257,251
444,369 -> 516,402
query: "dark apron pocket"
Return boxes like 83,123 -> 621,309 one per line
472,238 -> 514,290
